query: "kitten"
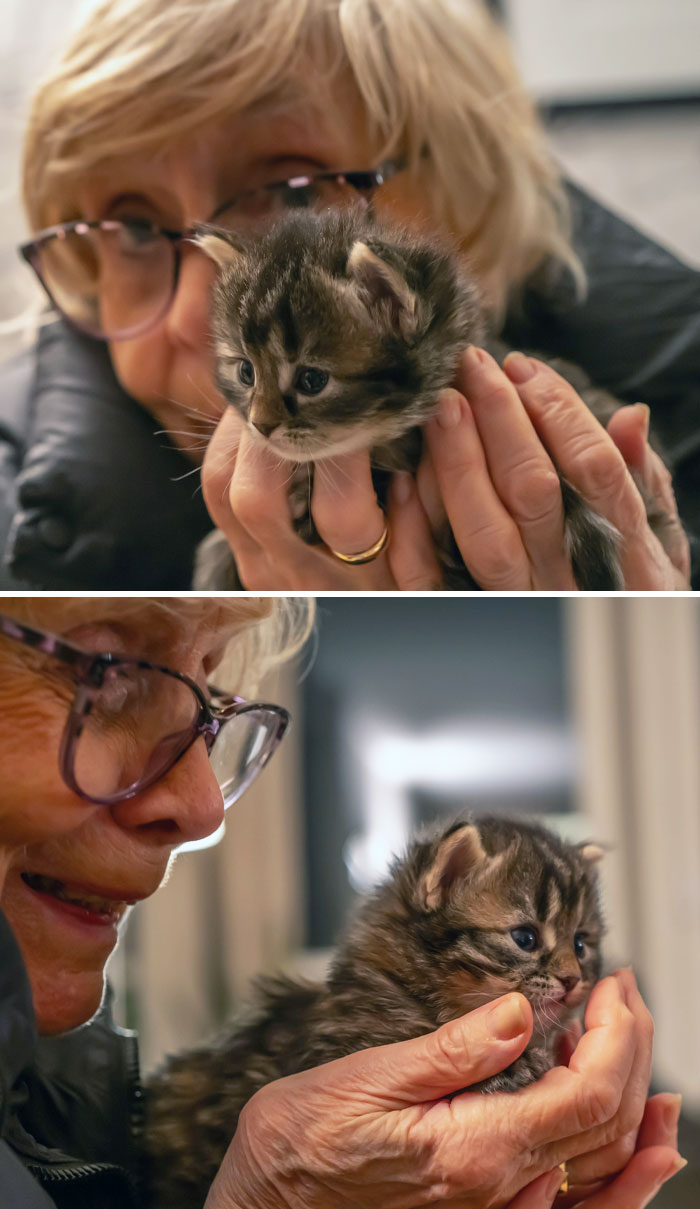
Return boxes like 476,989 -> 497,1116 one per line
143,816 -> 605,1208
194,208 -> 672,590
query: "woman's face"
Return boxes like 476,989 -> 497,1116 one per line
0,600 -> 243,1035
76,87 -> 434,457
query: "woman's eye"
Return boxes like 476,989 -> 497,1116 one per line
510,926 -> 539,952
296,367 -> 329,395
238,360 -> 255,387
115,219 -> 161,249
573,933 -> 586,958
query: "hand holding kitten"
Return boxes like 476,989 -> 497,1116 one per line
202,973 -> 680,1209
200,351 -> 689,590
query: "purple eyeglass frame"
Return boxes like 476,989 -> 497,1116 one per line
17,159 -> 406,342
0,613 -> 290,806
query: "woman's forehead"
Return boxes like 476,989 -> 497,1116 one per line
6,597 -> 267,649
76,88 -> 373,216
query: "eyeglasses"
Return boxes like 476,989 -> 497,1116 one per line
0,614 -> 290,808
18,160 -> 405,341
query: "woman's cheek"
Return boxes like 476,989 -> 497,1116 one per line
0,671 -> 90,847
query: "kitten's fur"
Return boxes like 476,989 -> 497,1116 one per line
195,208 -> 672,590
143,816 -> 605,1208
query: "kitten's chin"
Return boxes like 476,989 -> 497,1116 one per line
262,429 -> 375,463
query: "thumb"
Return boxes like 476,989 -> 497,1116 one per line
338,992 -> 532,1108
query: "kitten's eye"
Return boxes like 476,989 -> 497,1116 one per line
511,926 -> 539,952
295,367 -> 329,395
573,933 -> 586,958
238,359 -> 255,387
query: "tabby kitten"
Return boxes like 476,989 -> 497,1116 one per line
195,208 -> 669,590
143,816 -> 605,1208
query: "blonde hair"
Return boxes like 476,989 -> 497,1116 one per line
10,595 -> 315,697
22,0 -> 582,320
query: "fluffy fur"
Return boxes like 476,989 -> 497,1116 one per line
195,208 -> 672,591
143,815 -> 605,1208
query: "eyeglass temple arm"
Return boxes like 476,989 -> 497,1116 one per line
0,614 -> 96,671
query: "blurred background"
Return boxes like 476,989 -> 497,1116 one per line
110,596 -> 700,1206
2,0 -> 700,361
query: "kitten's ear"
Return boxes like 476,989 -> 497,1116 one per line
577,842 -> 607,865
417,824 -> 488,911
194,225 -> 247,271
347,241 -> 421,343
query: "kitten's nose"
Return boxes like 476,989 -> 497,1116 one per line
251,419 -> 280,438
557,974 -> 581,994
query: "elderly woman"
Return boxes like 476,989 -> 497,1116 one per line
1,0 -> 697,590
0,596 -> 686,1208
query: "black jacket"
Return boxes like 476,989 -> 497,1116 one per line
0,910 -> 142,1209
1,183 -> 698,589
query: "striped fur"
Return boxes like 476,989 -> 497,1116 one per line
144,815 -> 604,1207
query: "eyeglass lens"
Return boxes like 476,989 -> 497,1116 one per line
70,664 -> 281,806
209,708 -> 283,808
71,664 -> 201,799
35,224 -> 176,340
33,174 -> 376,339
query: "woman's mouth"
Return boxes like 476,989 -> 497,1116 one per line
20,872 -> 134,928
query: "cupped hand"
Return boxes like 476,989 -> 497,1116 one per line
414,347 -> 689,590
200,349 -> 690,591
201,410 -> 400,589
203,975 -> 684,1209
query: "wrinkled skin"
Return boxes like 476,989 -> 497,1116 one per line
204,973 -> 684,1209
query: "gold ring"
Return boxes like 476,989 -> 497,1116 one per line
556,1162 -> 569,1196
330,524 -> 389,565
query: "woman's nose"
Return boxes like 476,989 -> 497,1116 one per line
109,736 -> 225,846
164,244 -> 218,351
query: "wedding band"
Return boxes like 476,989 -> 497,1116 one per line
556,1162 -> 569,1196
330,524 -> 389,565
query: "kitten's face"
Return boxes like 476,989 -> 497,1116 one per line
211,284 -> 407,462
413,822 -> 604,1033
199,211 -> 482,462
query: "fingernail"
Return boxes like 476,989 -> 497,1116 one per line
464,344 -> 489,368
504,351 -> 537,383
634,402 -> 650,439
437,391 -> 462,429
488,994 -> 527,1040
393,472 -> 412,505
661,1154 -> 688,1181
662,1094 -> 683,1133
544,1168 -> 566,1202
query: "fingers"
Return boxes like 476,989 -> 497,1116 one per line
310,450 -> 387,559
507,1169 -> 568,1209
566,969 -> 653,1185
425,388 -> 533,589
636,1093 -> 682,1152
499,976 -> 636,1164
342,992 -> 533,1108
202,415 -> 397,588
606,406 -> 690,582
502,356 -> 689,589
566,1147 -> 685,1209
457,347 -> 575,588
387,473 -> 444,590
502,354 -> 648,540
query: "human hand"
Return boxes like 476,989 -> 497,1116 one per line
204,975 -> 672,1209
410,347 -> 689,590
543,967 -> 685,1207
201,410 -> 399,589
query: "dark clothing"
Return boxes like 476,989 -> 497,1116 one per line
0,910 -> 142,1209
1,182 -> 699,589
